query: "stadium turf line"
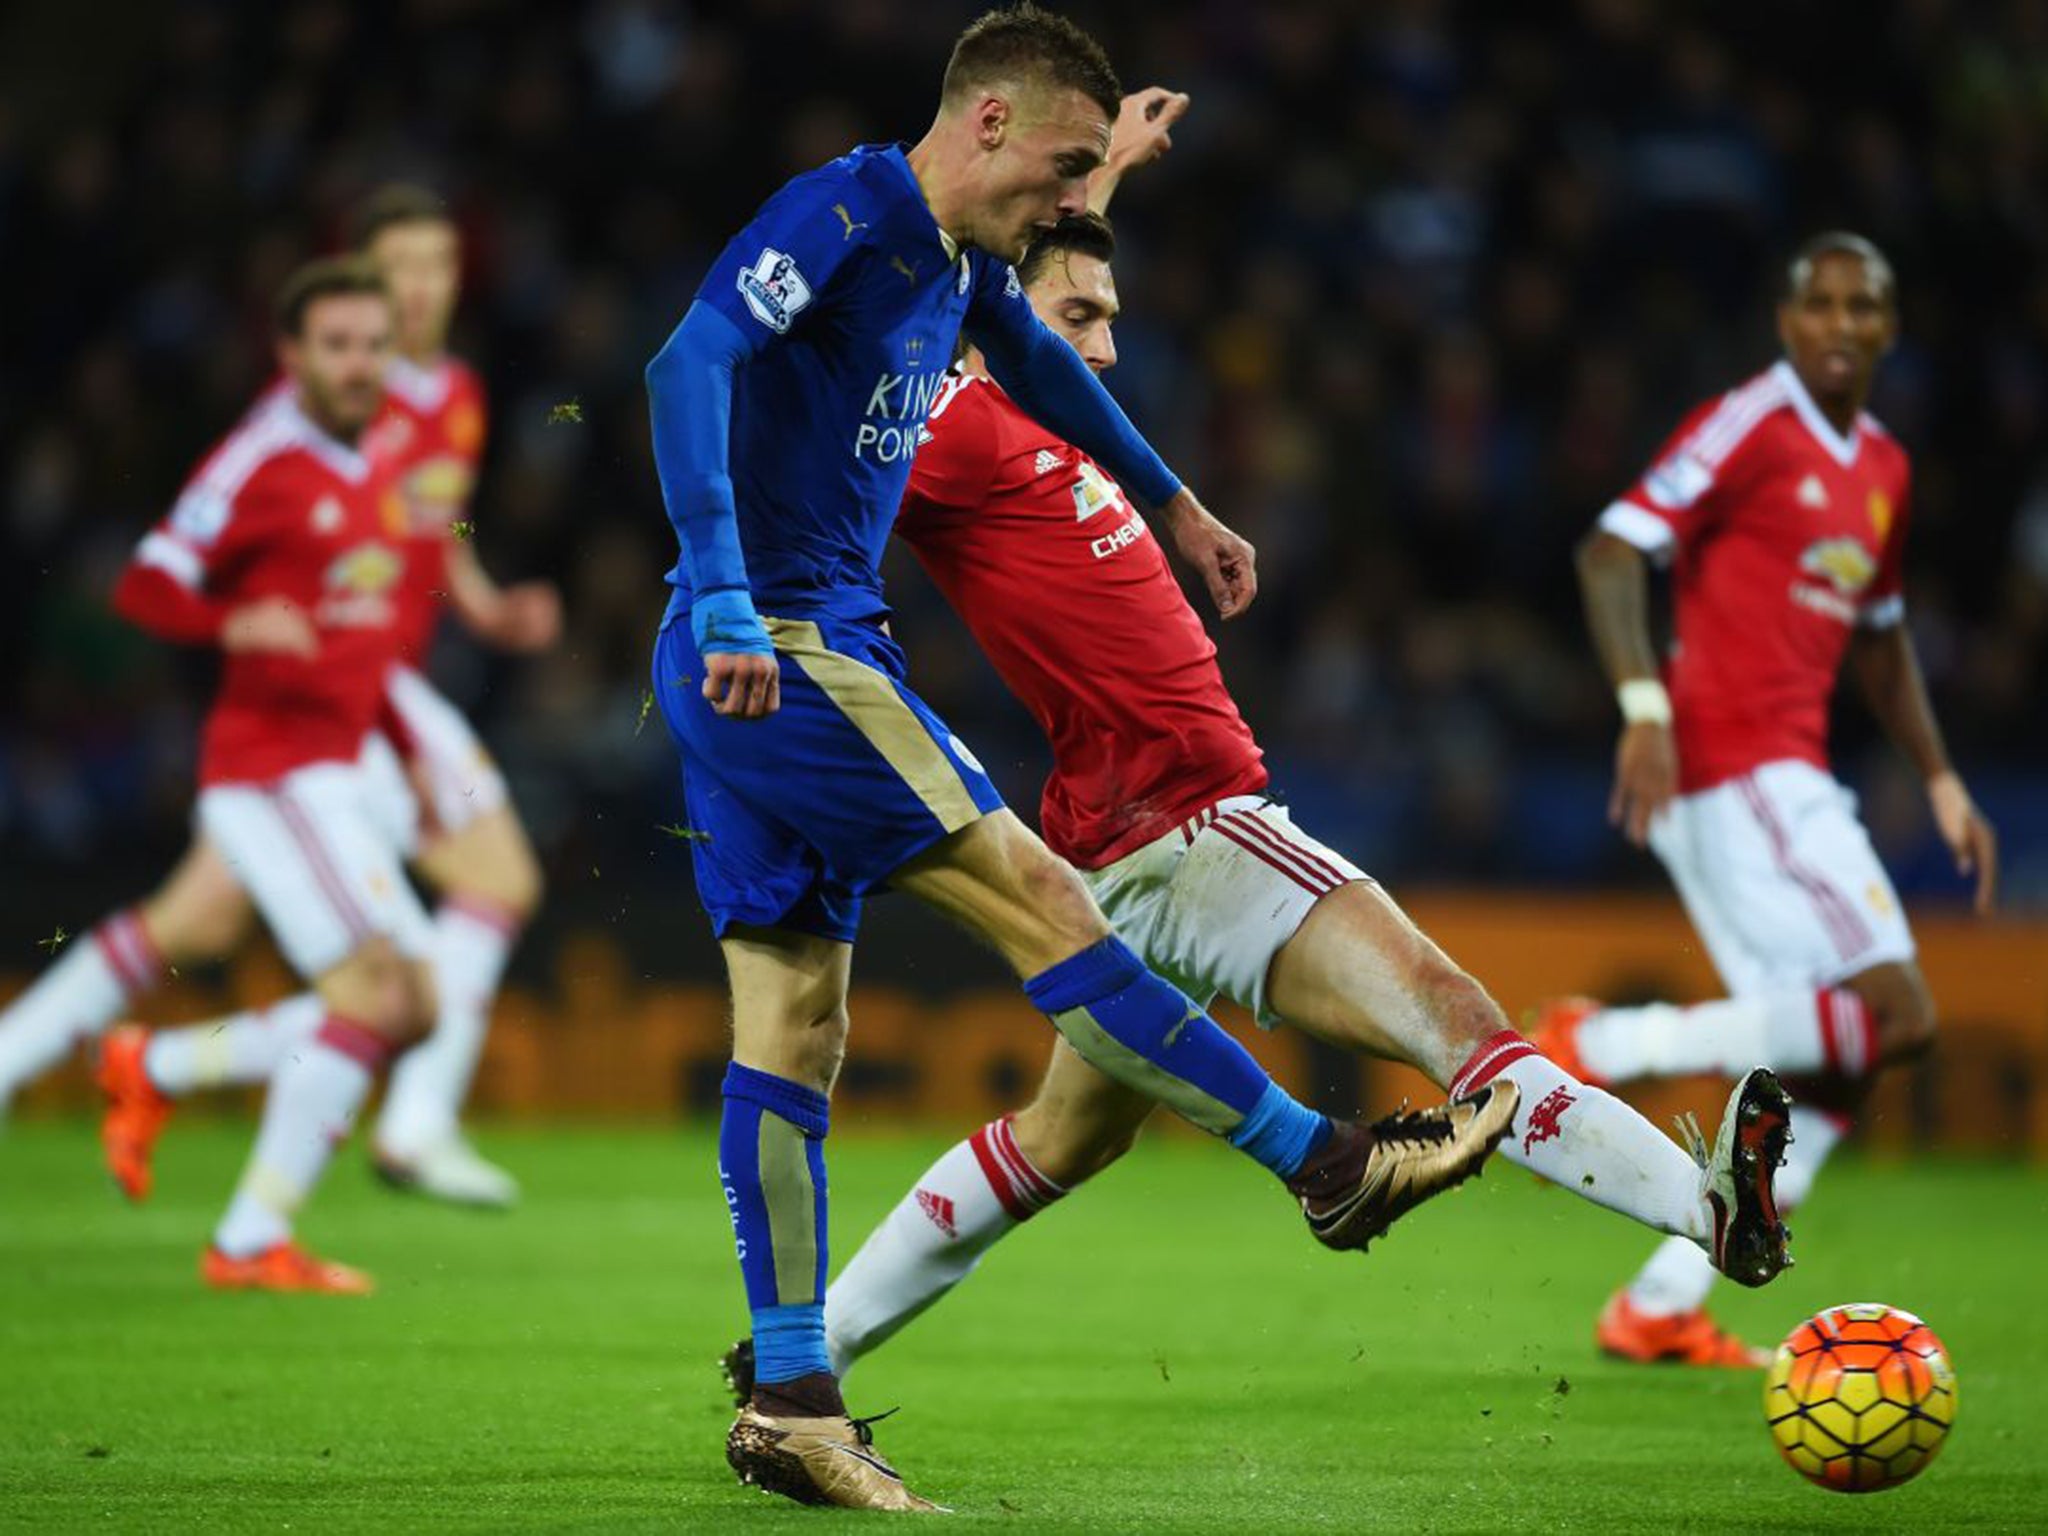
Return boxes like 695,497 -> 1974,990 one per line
1,1121 -> 2044,1532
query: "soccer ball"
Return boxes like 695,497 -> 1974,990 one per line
1763,1302 -> 1957,1493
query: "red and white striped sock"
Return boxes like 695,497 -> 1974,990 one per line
1452,1029 -> 1711,1242
825,1116 -> 1066,1377
0,908 -> 162,1101
1574,989 -> 1876,1085
213,1015 -> 393,1258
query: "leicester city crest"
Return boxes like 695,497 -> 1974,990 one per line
738,248 -> 813,333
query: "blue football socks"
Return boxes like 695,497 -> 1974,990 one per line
719,1063 -> 832,1384
1024,937 -> 1330,1177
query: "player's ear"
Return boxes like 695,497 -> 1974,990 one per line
974,92 -> 1011,150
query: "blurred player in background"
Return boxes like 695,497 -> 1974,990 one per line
106,258 -> 432,1293
0,187 -> 554,1209
721,93 -> 1792,1398
644,6 -> 1512,1511
99,186 -> 557,1210
1533,233 -> 1999,1366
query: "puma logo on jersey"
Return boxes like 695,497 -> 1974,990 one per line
831,202 -> 868,240
890,255 -> 921,285
1034,449 -> 1064,476
1797,474 -> 1829,509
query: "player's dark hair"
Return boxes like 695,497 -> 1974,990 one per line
942,4 -> 1121,123
350,182 -> 452,249
274,255 -> 389,337
1785,231 -> 1895,302
1017,210 -> 1117,288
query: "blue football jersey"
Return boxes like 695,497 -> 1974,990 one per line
660,144 -> 1037,628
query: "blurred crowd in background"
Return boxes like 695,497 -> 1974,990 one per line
2,0 -> 2045,915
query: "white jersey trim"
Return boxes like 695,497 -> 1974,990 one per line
1690,368 -> 1789,470
384,354 -> 455,413
1599,500 -> 1677,560
135,531 -> 205,588
1771,359 -> 1865,468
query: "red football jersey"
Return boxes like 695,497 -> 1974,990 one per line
117,391 -> 410,787
1600,360 -> 1912,793
896,372 -> 1266,868
364,354 -> 488,663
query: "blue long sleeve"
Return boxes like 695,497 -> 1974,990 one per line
645,301 -> 772,653
968,311 -> 1182,509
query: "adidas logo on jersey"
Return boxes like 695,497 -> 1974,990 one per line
1797,474 -> 1830,509
1034,449 -> 1064,477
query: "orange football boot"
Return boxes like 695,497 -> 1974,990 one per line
1596,1290 -> 1770,1368
1524,995 -> 1605,1087
97,1024 -> 174,1202
202,1242 -> 375,1296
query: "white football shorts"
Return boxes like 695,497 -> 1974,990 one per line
1079,795 -> 1368,1026
1649,757 -> 1915,995
198,758 -> 434,979
379,664 -> 509,845
357,728 -> 421,856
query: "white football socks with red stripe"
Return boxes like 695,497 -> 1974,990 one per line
1451,1030 -> 1712,1242
1625,1103 -> 1847,1316
1572,990 -> 1876,1086
212,1015 -> 392,1258
0,909 -> 160,1107
374,899 -> 518,1159
144,994 -> 321,1094
825,1116 -> 1065,1378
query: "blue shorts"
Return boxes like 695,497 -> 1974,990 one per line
653,615 -> 1005,943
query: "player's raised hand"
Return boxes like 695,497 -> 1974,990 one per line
1090,88 -> 1190,213
1113,88 -> 1188,168
703,651 -> 781,719
222,598 -> 319,658
1163,490 -> 1257,619
1610,721 -> 1677,847
1928,770 -> 1998,914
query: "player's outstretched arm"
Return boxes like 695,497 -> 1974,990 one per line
1576,528 -> 1676,846
645,301 -> 779,719
1088,87 -> 1189,215
445,540 -> 561,654
1848,623 -> 1998,913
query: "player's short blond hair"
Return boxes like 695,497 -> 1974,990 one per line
941,4 -> 1121,122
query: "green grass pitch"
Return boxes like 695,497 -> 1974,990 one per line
2,1120 -> 2045,1531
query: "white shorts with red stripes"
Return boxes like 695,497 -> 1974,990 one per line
1648,758 -> 1915,995
1079,795 -> 1367,1026
197,758 -> 434,979
374,664 -> 509,850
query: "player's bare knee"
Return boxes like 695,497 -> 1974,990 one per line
1019,849 -> 1110,957
141,861 -> 253,965
319,938 -> 416,1038
1859,966 -> 1936,1064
